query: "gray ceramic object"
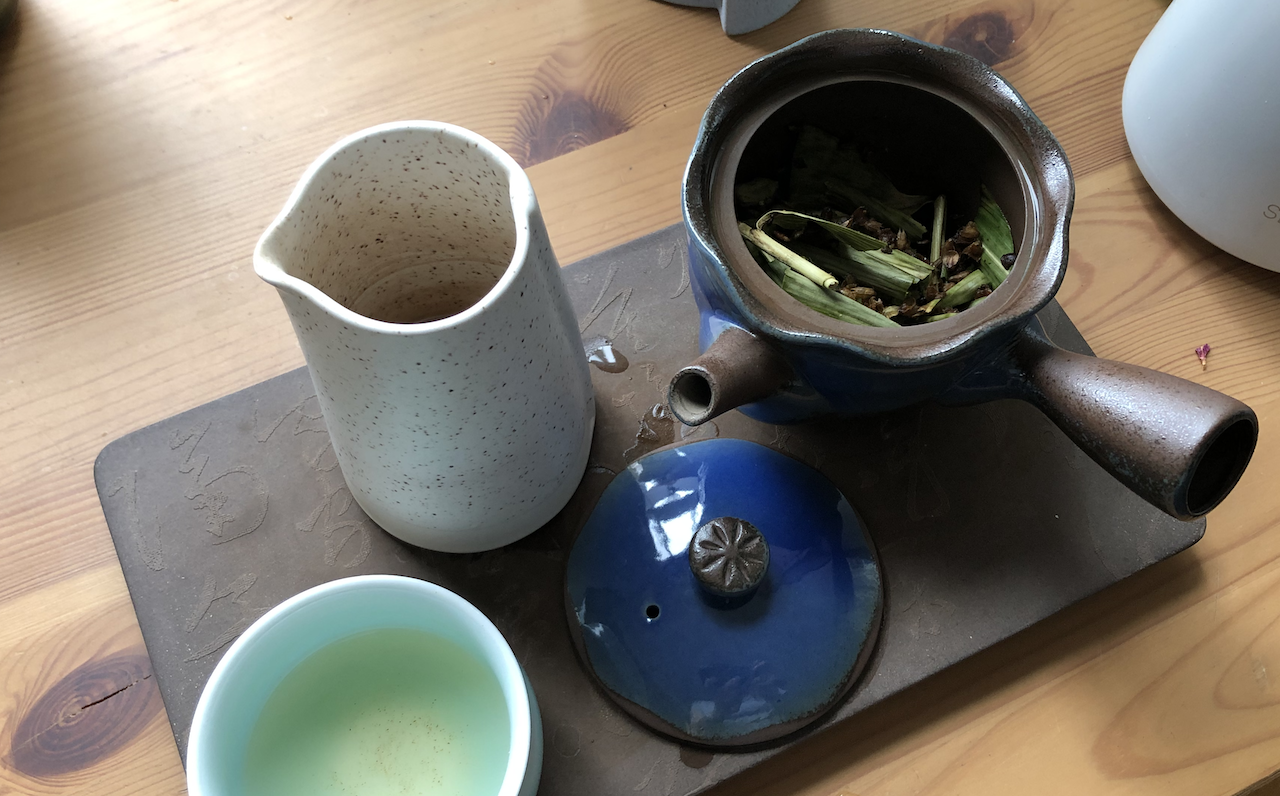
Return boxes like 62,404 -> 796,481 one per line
660,0 -> 800,35
671,28 -> 1259,521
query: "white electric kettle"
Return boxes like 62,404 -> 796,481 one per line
1123,0 -> 1280,272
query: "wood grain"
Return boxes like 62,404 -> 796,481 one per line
4,0 -> 1280,794
0,568 -> 184,794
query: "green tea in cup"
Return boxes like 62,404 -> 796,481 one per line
242,628 -> 510,795
187,576 -> 542,796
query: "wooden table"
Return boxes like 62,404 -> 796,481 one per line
4,0 -> 1280,794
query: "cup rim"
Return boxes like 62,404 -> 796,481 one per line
186,574 -> 535,796
252,121 -> 537,336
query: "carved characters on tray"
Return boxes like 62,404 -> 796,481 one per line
102,471 -> 165,572
183,573 -> 261,662
103,392 -> 390,664
298,483 -> 373,569
259,394 -> 375,568
173,421 -> 269,545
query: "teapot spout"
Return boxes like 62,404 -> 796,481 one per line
668,326 -> 794,425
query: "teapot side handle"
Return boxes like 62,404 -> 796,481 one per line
1012,323 -> 1258,520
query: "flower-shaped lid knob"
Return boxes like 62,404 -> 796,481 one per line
689,516 -> 769,599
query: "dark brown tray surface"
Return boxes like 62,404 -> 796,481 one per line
95,223 -> 1204,795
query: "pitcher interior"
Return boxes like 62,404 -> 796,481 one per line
264,129 -> 518,324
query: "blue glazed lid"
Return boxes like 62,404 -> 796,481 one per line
566,438 -> 882,747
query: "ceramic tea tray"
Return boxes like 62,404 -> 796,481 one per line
95,224 -> 1205,795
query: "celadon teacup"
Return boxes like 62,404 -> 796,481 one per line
187,575 -> 542,796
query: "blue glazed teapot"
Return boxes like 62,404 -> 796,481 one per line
669,29 -> 1257,521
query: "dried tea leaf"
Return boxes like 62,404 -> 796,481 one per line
974,185 -> 1014,287
759,209 -> 882,251
826,178 -> 928,239
840,286 -> 878,301
790,241 -> 920,303
922,278 -> 940,302
758,211 -> 931,278
788,125 -> 840,200
775,267 -> 898,327
941,239 -> 961,272
739,133 -> 1017,328
789,125 -> 929,213
735,177 -> 779,206
936,269 -> 990,310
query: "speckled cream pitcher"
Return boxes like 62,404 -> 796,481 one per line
255,122 -> 594,552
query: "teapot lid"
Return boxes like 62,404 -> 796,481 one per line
566,438 -> 882,747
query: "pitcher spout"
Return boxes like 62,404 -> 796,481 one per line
668,326 -> 794,425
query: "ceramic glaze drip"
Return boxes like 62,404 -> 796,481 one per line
584,338 -> 629,373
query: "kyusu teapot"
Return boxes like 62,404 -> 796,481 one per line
669,29 -> 1257,521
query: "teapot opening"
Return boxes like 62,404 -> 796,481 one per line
714,78 -> 1031,340
670,371 -> 714,423
258,127 -> 520,326
1185,416 -> 1257,516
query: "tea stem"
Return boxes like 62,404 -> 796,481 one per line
740,223 -> 838,289
930,195 -> 946,266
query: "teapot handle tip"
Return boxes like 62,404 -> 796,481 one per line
1015,327 -> 1258,520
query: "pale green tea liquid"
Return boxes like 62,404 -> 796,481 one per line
242,628 -> 511,796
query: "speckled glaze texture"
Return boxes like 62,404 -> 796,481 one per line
566,439 -> 882,747
256,122 -> 594,552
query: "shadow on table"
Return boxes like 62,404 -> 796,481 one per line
0,2 -> 20,66
699,550 -> 1207,795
